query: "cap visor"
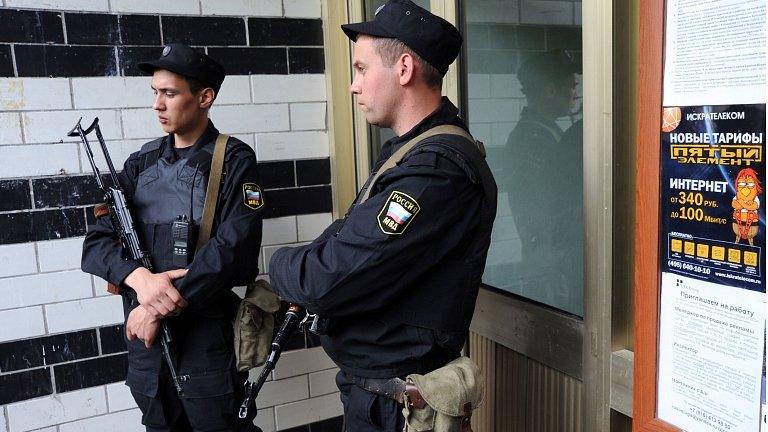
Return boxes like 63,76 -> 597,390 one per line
137,59 -> 186,77
341,21 -> 395,41
137,59 -> 163,74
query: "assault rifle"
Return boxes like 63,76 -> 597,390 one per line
68,117 -> 186,396
238,304 -> 314,420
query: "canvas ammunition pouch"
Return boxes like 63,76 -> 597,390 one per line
353,356 -> 483,432
402,356 -> 484,432
234,279 -> 281,372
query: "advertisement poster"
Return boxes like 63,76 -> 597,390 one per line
657,104 -> 767,432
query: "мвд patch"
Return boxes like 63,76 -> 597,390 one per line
243,183 -> 264,210
378,191 -> 420,235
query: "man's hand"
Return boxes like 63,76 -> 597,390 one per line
125,267 -> 188,317
126,305 -> 161,348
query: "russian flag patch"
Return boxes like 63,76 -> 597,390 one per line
242,183 -> 264,210
377,190 -> 420,235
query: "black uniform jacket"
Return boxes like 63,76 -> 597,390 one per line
270,99 -> 497,378
81,121 -> 263,397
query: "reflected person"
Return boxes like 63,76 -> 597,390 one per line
501,50 -> 583,312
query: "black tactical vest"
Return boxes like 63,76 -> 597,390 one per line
133,138 -> 213,272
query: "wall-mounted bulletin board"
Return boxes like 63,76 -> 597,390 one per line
635,1 -> 767,431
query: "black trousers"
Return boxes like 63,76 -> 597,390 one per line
131,371 -> 260,432
336,371 -> 405,432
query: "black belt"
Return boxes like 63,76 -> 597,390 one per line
349,376 -> 427,409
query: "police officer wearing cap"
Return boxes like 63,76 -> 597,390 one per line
82,43 -> 263,431
268,1 -> 497,430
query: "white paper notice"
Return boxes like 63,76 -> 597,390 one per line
658,272 -> 766,432
663,0 -> 766,106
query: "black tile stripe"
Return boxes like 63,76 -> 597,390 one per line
262,186 -> 332,219
0,330 -> 98,373
99,325 -> 127,355
2,13 -> 324,78
0,208 -> 87,245
162,16 -> 247,46
32,207 -> 88,242
296,159 -> 330,187
61,13 -> 164,47
118,46 -> 161,76
0,182 -> 332,245
0,9 -> 63,44
288,47 -> 325,74
0,367 -> 52,405
32,175 -> 104,209
207,47 -> 287,75
259,161 -> 295,189
65,13 -> 119,45
53,353 -> 127,393
0,44 -> 14,77
248,18 -> 323,46
118,15 -> 161,46
0,179 -> 32,212
15,45 -> 118,77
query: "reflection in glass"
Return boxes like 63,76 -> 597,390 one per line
465,1 -> 584,315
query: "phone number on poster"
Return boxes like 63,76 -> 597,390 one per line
668,260 -> 711,275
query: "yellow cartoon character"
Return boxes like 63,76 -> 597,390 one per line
731,167 -> 762,245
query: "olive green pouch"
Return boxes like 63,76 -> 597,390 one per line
402,356 -> 484,432
234,279 -> 281,372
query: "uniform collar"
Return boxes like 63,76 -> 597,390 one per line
380,97 -> 467,161
163,120 -> 220,162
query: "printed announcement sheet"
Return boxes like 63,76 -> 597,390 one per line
663,0 -> 766,107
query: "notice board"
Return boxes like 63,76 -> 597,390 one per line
635,1 -> 767,431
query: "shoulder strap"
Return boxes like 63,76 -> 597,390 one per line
358,125 -> 484,204
196,134 -> 229,251
138,137 -> 165,173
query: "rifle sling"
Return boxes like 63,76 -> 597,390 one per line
196,134 -> 229,251
358,125 -> 481,205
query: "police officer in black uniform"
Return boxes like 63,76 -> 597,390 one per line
81,43 -> 263,432
268,1 -> 497,430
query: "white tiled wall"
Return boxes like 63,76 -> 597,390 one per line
275,392 -> 343,431
0,243 -> 37,278
6,387 -> 108,432
0,307 -> 46,342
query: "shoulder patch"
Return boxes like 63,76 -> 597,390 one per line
243,183 -> 264,210
378,191 -> 420,235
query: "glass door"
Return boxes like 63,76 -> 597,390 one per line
462,1 -> 585,316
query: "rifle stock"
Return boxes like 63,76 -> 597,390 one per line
71,117 -> 185,396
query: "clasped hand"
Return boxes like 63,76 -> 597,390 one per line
126,305 -> 161,348
124,267 -> 188,347
126,267 -> 188,317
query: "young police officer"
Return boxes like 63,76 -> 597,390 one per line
82,43 -> 263,432
268,1 -> 497,430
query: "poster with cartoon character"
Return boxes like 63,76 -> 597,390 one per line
657,104 -> 767,432
659,104 -> 766,292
